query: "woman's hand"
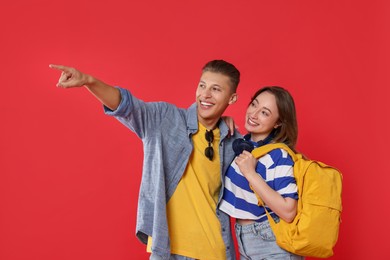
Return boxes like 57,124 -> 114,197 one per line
235,150 -> 257,178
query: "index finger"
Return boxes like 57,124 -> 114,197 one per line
49,64 -> 72,72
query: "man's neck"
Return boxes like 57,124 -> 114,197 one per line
198,118 -> 220,130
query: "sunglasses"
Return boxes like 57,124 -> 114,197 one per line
205,130 -> 214,161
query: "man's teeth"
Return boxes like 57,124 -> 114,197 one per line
201,101 -> 213,106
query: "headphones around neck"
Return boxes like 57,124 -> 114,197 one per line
232,130 -> 276,156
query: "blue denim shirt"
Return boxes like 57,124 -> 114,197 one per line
104,87 -> 239,259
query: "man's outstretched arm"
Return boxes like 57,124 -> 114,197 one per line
49,64 -> 121,111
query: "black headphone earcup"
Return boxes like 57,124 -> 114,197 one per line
232,138 -> 254,156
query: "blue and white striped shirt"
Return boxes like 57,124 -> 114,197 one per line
219,148 -> 298,222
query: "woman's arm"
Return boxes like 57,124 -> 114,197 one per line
235,150 -> 297,222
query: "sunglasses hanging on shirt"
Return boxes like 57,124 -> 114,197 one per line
205,130 -> 214,161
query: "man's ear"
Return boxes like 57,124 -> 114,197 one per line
229,94 -> 238,104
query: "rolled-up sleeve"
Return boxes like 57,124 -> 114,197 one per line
103,87 -> 134,117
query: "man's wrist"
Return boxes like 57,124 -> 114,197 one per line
83,74 -> 96,87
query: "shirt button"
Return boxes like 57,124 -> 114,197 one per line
222,228 -> 226,232
226,246 -> 230,250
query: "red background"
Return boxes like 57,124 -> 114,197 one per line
1,1 -> 389,259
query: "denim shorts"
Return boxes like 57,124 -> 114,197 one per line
235,218 -> 304,260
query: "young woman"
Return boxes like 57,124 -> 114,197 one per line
219,86 -> 304,259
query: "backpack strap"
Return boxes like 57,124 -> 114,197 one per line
251,143 -> 298,162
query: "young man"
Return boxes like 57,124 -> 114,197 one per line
50,60 -> 240,260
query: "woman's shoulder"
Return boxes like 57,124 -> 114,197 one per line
267,147 -> 294,165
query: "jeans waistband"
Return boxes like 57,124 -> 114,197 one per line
235,215 -> 280,234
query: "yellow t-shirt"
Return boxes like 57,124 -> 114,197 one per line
148,123 -> 226,260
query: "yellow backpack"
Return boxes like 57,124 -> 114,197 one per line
251,143 -> 343,258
